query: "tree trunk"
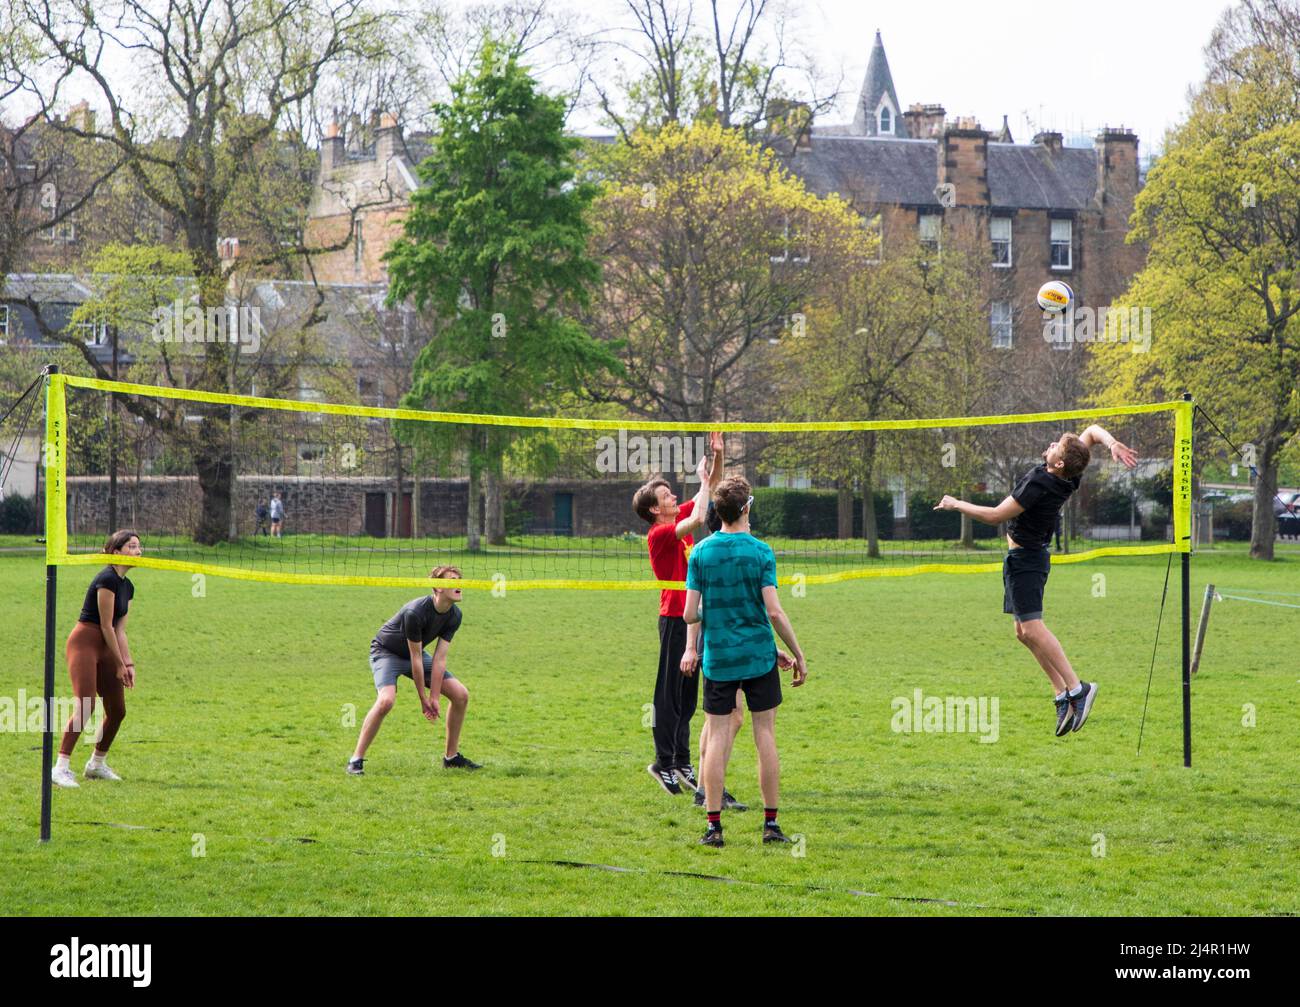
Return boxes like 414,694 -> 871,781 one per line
194,433 -> 234,546
960,511 -> 974,549
467,462 -> 482,552
485,463 -> 506,545
392,442 -> 404,539
861,433 -> 879,558
837,481 -> 853,539
1249,446 -> 1279,560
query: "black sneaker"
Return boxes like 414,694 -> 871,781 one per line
762,823 -> 794,844
699,827 -> 724,848
1070,682 -> 1098,733
346,757 -> 364,775
693,788 -> 705,807
722,790 -> 748,812
443,752 -> 482,770
1055,697 -> 1075,737
675,764 -> 701,794
647,763 -> 682,795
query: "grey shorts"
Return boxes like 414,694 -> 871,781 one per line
369,644 -> 457,691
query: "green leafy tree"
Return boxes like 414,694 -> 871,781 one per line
384,41 -> 618,549
1088,1 -> 1300,559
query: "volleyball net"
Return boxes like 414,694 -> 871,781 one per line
44,373 -> 1192,590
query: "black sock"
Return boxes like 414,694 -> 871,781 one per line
765,808 -> 778,826
707,811 -> 722,830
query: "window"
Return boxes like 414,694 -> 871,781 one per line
879,106 -> 892,134
0,305 -> 8,345
865,213 -> 883,264
77,318 -> 109,346
918,213 -> 941,254
298,377 -> 325,422
352,216 -> 365,271
889,476 -> 907,520
1050,218 -> 1072,269
297,443 -> 327,476
377,305 -> 409,349
770,214 -> 809,264
991,301 -> 1013,348
991,217 -> 1012,267
42,216 -> 76,242
769,469 -> 812,489
358,375 -> 383,407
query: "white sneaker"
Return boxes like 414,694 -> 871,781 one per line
51,765 -> 79,788
84,761 -> 122,781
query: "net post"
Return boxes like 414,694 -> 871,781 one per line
41,365 -> 59,843
1181,391 -> 1192,768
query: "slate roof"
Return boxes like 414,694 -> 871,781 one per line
2,272 -> 399,366
788,135 -> 1100,211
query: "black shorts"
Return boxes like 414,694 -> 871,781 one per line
703,664 -> 782,715
1003,547 -> 1050,622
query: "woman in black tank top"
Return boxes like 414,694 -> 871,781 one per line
52,529 -> 143,789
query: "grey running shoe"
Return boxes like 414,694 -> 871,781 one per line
1070,682 -> 1098,733
722,790 -> 748,812
1055,698 -> 1075,737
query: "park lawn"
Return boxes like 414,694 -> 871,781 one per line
0,546 -> 1296,916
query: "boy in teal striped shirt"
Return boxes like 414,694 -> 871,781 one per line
684,475 -> 808,847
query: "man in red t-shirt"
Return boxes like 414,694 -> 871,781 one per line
633,432 -> 743,806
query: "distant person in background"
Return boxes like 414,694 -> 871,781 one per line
255,500 -> 270,536
269,492 -> 285,538
1053,512 -> 1063,551
52,529 -> 142,788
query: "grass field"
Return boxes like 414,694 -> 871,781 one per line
1,543 -> 1297,916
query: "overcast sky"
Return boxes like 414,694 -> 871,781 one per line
801,0 -> 1232,155
13,0 -> 1234,161
559,0 -> 1235,157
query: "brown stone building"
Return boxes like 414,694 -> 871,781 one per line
787,31 -> 1147,402
304,113 -> 433,285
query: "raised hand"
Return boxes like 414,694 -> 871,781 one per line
1111,440 -> 1138,469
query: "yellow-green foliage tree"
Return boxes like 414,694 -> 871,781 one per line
1089,2 -> 1300,559
585,120 -> 866,423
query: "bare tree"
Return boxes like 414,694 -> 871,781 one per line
14,0 -> 383,542
593,0 -> 840,141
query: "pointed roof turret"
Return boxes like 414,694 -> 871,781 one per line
994,114 -> 1014,143
852,31 -> 907,137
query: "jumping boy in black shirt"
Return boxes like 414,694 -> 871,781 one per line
935,426 -> 1137,736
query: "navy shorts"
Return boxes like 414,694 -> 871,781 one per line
370,644 -> 456,691
1003,547 -> 1050,622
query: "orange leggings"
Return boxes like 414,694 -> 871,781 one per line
60,622 -> 126,757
